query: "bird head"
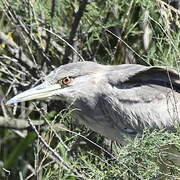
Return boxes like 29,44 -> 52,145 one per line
6,62 -> 107,105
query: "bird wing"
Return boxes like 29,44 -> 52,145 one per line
106,65 -> 180,131
108,65 -> 180,90
124,66 -> 180,90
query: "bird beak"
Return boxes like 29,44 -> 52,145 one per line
6,82 -> 61,105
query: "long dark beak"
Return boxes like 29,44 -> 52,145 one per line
6,82 -> 61,105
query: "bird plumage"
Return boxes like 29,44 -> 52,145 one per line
7,61 -> 180,144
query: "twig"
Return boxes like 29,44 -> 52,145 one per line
62,0 -> 89,64
2,1 -> 52,70
43,28 -> 84,62
0,116 -> 44,129
45,0 -> 56,53
104,28 -> 149,65
28,117 -> 86,179
32,103 -> 70,150
0,115 -> 67,132
0,31 -> 35,69
0,78 -> 11,85
156,0 -> 180,15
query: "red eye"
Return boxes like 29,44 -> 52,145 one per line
62,77 -> 72,85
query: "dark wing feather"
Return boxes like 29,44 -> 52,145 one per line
124,66 -> 180,91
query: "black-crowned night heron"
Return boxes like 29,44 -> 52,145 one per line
6,61 -> 180,144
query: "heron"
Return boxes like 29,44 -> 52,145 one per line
6,61 -> 180,145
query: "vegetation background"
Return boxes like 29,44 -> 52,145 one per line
0,0 -> 180,179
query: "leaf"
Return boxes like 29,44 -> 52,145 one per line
4,132 -> 37,169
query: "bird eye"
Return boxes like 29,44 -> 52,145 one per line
61,77 -> 72,85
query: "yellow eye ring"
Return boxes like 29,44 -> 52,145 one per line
61,77 -> 72,85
